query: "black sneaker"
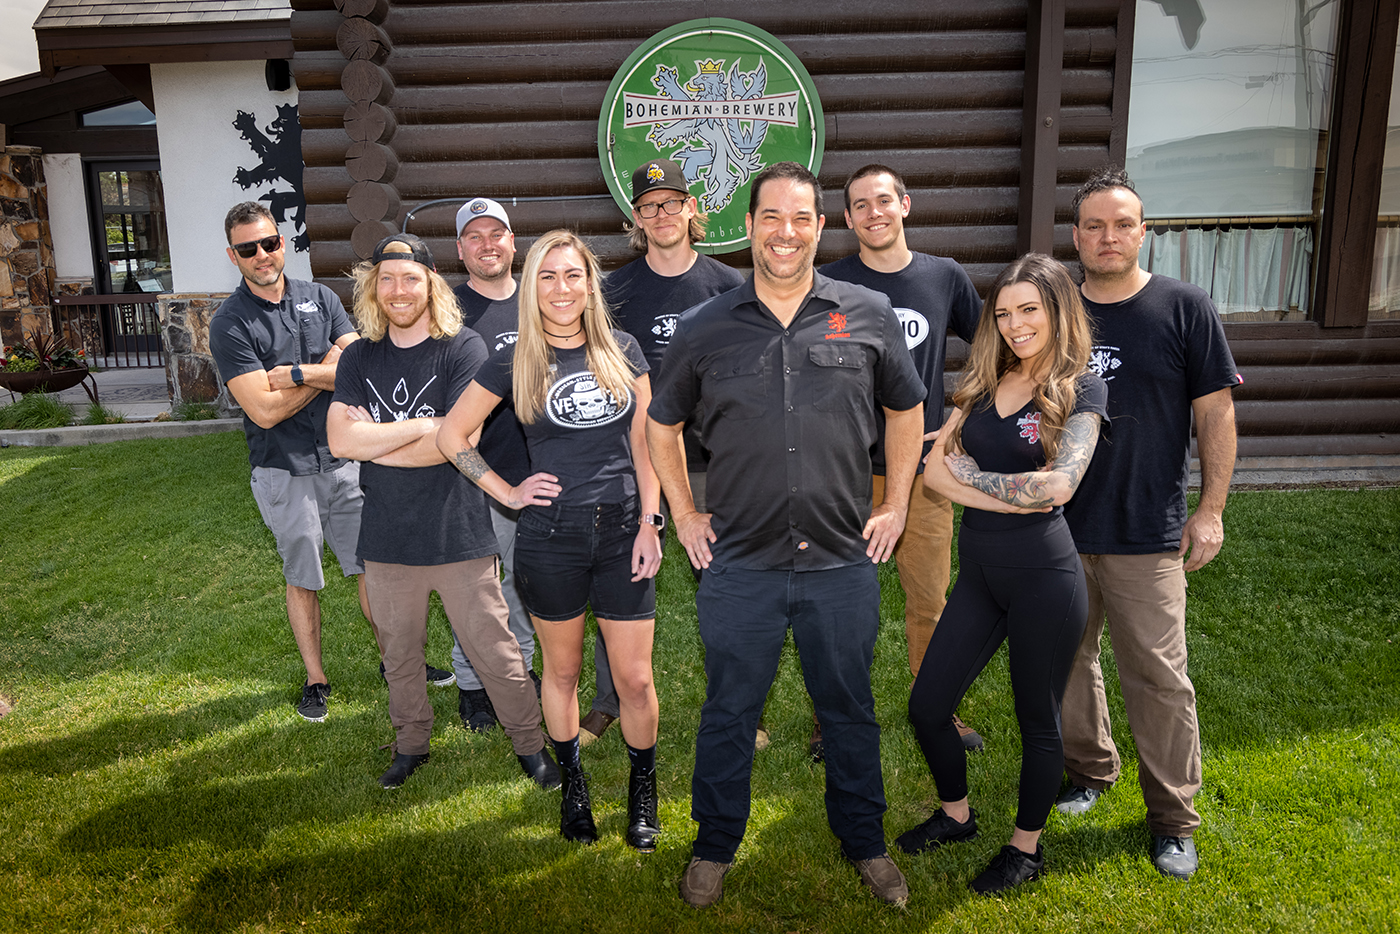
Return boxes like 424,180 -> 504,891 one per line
426,664 -> 456,687
297,681 -> 330,722
379,752 -> 430,789
895,806 -> 979,855
458,688 -> 498,733
970,844 -> 1044,895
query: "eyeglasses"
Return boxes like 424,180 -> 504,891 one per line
231,234 -> 283,258
635,198 -> 687,219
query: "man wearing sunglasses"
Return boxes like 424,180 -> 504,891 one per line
210,201 -> 379,723
573,159 -> 744,748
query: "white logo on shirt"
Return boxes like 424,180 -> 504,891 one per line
365,375 -> 438,421
545,373 -> 632,428
294,300 -> 320,315
1088,344 -> 1123,381
491,330 -> 518,354
894,308 -> 929,350
650,313 -> 679,343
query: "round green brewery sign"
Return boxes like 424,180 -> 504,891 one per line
598,19 -> 825,254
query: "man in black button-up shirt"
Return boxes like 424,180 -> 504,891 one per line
648,163 -> 925,908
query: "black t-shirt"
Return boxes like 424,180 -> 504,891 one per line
453,281 -> 531,485
649,273 -> 927,570
209,277 -> 357,475
332,329 -> 497,566
959,373 -> 1109,532
820,252 -> 981,475
1063,275 -> 1242,554
604,254 -> 745,473
473,332 -> 648,507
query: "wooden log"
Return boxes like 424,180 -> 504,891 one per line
303,165 -> 355,204
291,50 -> 350,92
302,127 -> 351,167
1233,364 -> 1400,400
344,100 -> 397,143
337,17 -> 392,63
341,59 -> 394,104
290,9 -> 343,52
830,110 -> 1021,148
334,0 -> 389,23
1227,337 -> 1400,366
346,141 -> 398,183
305,203 -> 357,239
348,180 -> 401,223
350,220 -> 400,260
1235,434 -> 1400,457
373,2 -> 1028,44
1233,398 -> 1400,435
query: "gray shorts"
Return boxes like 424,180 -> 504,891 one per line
250,461 -> 365,590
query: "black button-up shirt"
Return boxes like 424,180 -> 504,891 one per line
649,273 -> 925,571
209,277 -> 356,476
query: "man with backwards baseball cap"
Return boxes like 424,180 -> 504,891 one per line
327,233 -> 559,791
441,196 -> 544,735
575,159 -> 745,748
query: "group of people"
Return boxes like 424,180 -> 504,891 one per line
209,157 -> 1239,907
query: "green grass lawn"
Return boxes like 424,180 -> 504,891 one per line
2,433 -> 1397,933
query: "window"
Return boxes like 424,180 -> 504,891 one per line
87,163 -> 172,294
80,100 -> 157,127
1127,0 -> 1340,320
1370,37 -> 1400,321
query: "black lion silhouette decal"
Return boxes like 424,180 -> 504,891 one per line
233,104 -> 308,252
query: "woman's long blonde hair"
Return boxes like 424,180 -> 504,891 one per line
349,242 -> 462,342
512,230 -> 637,423
948,253 -> 1094,463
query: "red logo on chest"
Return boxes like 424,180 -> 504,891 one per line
1018,412 -> 1042,444
825,311 -> 850,339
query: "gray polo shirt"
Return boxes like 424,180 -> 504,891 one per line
209,277 -> 356,476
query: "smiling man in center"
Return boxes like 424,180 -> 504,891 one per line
647,162 -> 927,909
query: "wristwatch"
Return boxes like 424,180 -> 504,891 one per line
291,363 -> 304,386
640,513 -> 665,530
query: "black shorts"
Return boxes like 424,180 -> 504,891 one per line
513,496 -> 657,622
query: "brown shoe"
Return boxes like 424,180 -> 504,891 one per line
679,857 -> 732,908
809,717 -> 825,762
754,720 -> 771,752
577,708 -> 616,748
852,852 -> 909,907
954,714 -> 985,752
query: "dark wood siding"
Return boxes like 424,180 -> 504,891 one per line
290,0 -> 1399,459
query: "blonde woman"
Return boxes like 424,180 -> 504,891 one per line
438,229 -> 663,851
897,253 -> 1108,895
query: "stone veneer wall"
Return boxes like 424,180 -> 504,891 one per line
157,293 -> 238,415
0,146 -> 54,349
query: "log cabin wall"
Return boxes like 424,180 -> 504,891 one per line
289,0 -> 1399,462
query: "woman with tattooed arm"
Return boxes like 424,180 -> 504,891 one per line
894,253 -> 1108,896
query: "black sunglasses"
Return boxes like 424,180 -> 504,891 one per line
231,234 -> 283,258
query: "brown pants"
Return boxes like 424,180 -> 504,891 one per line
872,474 -> 955,677
365,557 -> 544,757
1061,552 -> 1202,836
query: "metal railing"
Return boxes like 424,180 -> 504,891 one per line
51,294 -> 164,369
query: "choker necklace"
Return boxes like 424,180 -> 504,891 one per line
543,326 -> 583,339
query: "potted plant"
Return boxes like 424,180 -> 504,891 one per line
0,330 -> 99,403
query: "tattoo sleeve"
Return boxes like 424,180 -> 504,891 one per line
962,412 -> 1102,508
452,445 -> 490,482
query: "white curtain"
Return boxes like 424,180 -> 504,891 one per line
1143,226 -> 1313,319
1371,227 -> 1400,319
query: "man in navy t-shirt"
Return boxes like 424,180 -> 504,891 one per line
446,196 -> 539,734
577,159 -> 745,747
1057,167 -> 1241,882
820,164 -> 984,755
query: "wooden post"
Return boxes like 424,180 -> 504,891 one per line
1017,0 -> 1065,256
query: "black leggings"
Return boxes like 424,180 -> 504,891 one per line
908,516 -> 1087,833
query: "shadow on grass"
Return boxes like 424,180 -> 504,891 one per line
0,689 -> 285,778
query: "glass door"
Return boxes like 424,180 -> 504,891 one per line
88,162 -> 172,295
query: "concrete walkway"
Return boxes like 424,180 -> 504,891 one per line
1,364 -> 243,448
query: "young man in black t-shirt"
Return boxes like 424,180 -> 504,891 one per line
1056,167 -> 1240,882
327,233 -> 558,793
446,197 -> 539,734
821,164 -> 985,755
577,159 -> 745,747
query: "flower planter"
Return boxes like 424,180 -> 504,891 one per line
0,367 -> 99,404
